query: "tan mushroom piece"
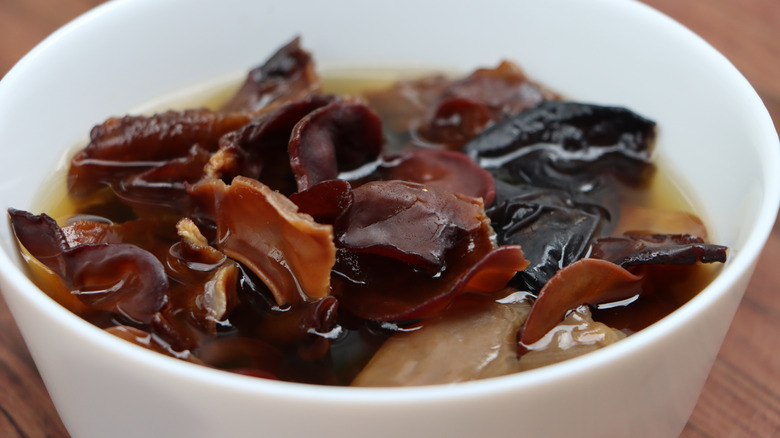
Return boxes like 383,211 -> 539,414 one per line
211,176 -> 336,306
517,306 -> 625,371
351,291 -> 531,387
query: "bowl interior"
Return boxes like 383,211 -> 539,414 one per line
0,0 -> 778,436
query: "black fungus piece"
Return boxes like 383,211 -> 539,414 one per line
7,208 -> 69,275
589,233 -> 728,267
463,100 -> 656,191
331,244 -> 527,323
334,180 -> 487,273
486,183 -> 603,293
328,180 -> 527,322
113,144 -> 212,215
519,258 -> 643,344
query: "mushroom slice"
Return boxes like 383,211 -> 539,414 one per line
173,218 -> 236,326
8,209 -> 168,324
210,176 -> 336,306
353,149 -> 496,206
519,258 -> 642,345
220,37 -> 321,113
289,101 -> 384,192
335,180 -> 487,272
168,217 -> 226,275
422,60 -> 556,148
206,94 -> 338,195
288,179 -> 353,225
590,233 -> 728,268
517,305 -> 625,371
331,181 -> 528,322
68,108 -> 251,196
112,144 -> 212,215
198,263 -> 239,327
352,292 -> 531,387
63,243 -> 169,324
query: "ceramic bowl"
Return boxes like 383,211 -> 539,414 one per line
0,0 -> 777,437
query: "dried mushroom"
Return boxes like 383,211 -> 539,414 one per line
352,292 -> 531,386
220,37 -> 321,113
518,306 -> 625,371
206,176 -> 336,306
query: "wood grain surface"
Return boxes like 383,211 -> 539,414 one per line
0,1 -> 778,437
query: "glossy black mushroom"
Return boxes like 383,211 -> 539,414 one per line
487,183 -> 605,292
464,100 -> 657,191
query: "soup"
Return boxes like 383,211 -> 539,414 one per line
8,37 -> 726,386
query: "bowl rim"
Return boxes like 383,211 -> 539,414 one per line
0,0 -> 778,403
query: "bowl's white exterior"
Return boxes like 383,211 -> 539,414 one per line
0,0 -> 777,437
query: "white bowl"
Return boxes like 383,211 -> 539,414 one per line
0,0 -> 777,437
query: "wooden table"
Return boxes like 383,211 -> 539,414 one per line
0,1 -> 778,436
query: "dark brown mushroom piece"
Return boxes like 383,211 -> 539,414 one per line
289,101 -> 384,192
205,176 -> 336,306
206,94 -> 338,195
331,181 -> 528,322
164,218 -> 239,336
519,234 -> 727,345
288,179 -> 353,225
335,180 -> 488,272
60,214 -> 180,262
9,209 -> 168,323
227,263 -> 342,363
422,61 -> 557,149
68,108 -> 251,197
112,144 -> 212,215
220,37 -> 321,113
519,258 -> 643,345
350,148 -> 496,206
334,244 -> 528,323
590,233 -> 728,268
8,209 -> 169,324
